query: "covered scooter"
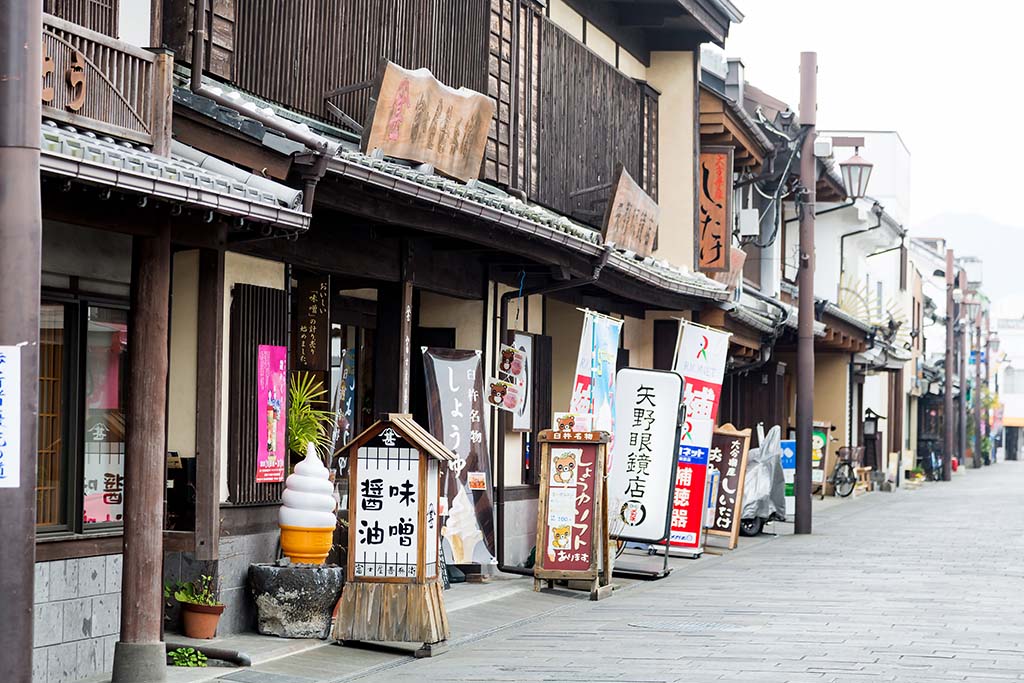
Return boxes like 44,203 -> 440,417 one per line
739,425 -> 786,536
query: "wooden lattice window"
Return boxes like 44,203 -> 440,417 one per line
36,305 -> 67,527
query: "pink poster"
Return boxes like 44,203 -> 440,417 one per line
257,344 -> 287,483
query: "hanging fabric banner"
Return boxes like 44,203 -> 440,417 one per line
422,348 -> 496,565
569,311 -> 623,436
669,321 -> 730,552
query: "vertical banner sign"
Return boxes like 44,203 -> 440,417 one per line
352,433 -> 420,578
570,311 -> 624,437
812,421 -> 830,493
422,348 -> 496,565
504,332 -> 533,432
670,321 -> 730,551
707,425 -> 752,549
780,439 -> 796,517
257,345 -> 288,483
542,443 -> 598,571
698,147 -> 733,273
0,346 -> 22,488
607,368 -> 684,543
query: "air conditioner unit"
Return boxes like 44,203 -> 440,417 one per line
814,136 -> 833,159
738,208 -> 760,237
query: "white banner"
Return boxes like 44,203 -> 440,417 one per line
0,346 -> 22,488
607,368 -> 684,544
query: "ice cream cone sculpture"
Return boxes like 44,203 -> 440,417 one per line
279,443 -> 337,564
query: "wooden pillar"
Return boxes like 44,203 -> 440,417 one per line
374,280 -> 414,415
112,223 -> 171,683
193,248 -> 224,560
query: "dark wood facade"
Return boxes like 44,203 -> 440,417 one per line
161,0 -> 658,226
44,0 -> 119,37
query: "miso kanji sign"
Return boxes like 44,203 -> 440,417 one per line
698,147 -> 733,272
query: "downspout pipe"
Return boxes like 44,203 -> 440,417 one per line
495,246 -> 612,576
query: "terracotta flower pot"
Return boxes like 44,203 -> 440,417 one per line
181,602 -> 225,639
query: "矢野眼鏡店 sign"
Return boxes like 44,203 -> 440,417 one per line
607,368 -> 684,544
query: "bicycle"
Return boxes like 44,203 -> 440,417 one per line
829,446 -> 862,498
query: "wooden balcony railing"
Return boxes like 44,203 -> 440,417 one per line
43,13 -> 172,153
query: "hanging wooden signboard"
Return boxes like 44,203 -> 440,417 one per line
361,60 -> 496,183
291,273 -> 330,373
533,430 -> 612,601
698,146 -> 733,273
706,423 -> 752,549
601,164 -> 660,258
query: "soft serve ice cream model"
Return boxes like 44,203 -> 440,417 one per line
279,443 -> 337,564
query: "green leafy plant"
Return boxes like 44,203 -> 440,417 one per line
164,574 -> 222,607
287,371 -> 335,460
168,647 -> 207,667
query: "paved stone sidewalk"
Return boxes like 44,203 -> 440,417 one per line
349,463 -> 1024,682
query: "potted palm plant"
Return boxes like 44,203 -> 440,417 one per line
279,372 -> 338,565
165,574 -> 224,639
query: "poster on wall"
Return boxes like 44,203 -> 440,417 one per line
485,377 -> 522,413
0,346 -> 21,488
422,348 -> 496,565
292,274 -> 330,373
669,321 -> 730,553
607,368 -> 684,544
502,334 -> 533,431
780,438 -> 796,517
707,425 -> 752,549
256,344 -> 288,483
554,412 -> 594,433
569,311 -> 623,436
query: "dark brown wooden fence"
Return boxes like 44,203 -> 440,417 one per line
228,283 -> 288,505
45,0 -> 119,37
535,18 -> 657,224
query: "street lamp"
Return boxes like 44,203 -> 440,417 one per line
839,148 -> 874,199
990,331 -> 1001,354
965,295 -> 982,321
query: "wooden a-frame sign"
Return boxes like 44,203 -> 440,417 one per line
533,430 -> 612,601
706,423 -> 751,550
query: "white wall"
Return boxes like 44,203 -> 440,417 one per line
117,0 -> 152,47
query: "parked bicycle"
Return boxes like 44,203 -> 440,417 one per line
829,446 -> 862,498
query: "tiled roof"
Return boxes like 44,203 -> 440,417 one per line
173,69 -> 730,303
40,121 -> 310,230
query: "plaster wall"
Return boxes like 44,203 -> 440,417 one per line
168,251 -> 199,460
648,50 -> 696,272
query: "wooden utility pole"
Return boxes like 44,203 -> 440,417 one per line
943,249 -> 955,481
111,223 -> 171,683
0,1 -> 41,679
795,52 -> 817,535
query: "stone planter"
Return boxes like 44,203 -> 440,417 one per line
248,563 -> 344,639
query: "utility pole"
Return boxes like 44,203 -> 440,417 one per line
0,0 -> 42,679
943,249 -> 954,481
795,52 -> 817,535
984,313 -> 992,464
974,308 -> 983,468
959,299 -> 968,469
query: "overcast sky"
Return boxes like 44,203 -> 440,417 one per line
722,1 -> 1022,231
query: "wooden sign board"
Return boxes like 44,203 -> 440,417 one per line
534,430 -> 612,600
698,146 -> 733,272
361,60 -> 496,183
291,273 -> 330,372
602,165 -> 660,258
706,424 -> 751,549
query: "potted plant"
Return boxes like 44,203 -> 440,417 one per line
165,574 -> 225,639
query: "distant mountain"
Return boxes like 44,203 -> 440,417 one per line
914,213 -> 1024,306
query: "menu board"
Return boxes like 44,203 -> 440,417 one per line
292,274 -> 330,373
707,424 -> 752,549
534,433 -> 607,579
352,432 -> 421,579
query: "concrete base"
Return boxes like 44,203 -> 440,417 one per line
111,641 -> 166,683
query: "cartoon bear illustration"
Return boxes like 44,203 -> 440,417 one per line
499,348 -> 516,374
552,452 -> 577,485
556,414 -> 576,432
488,382 -> 508,406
